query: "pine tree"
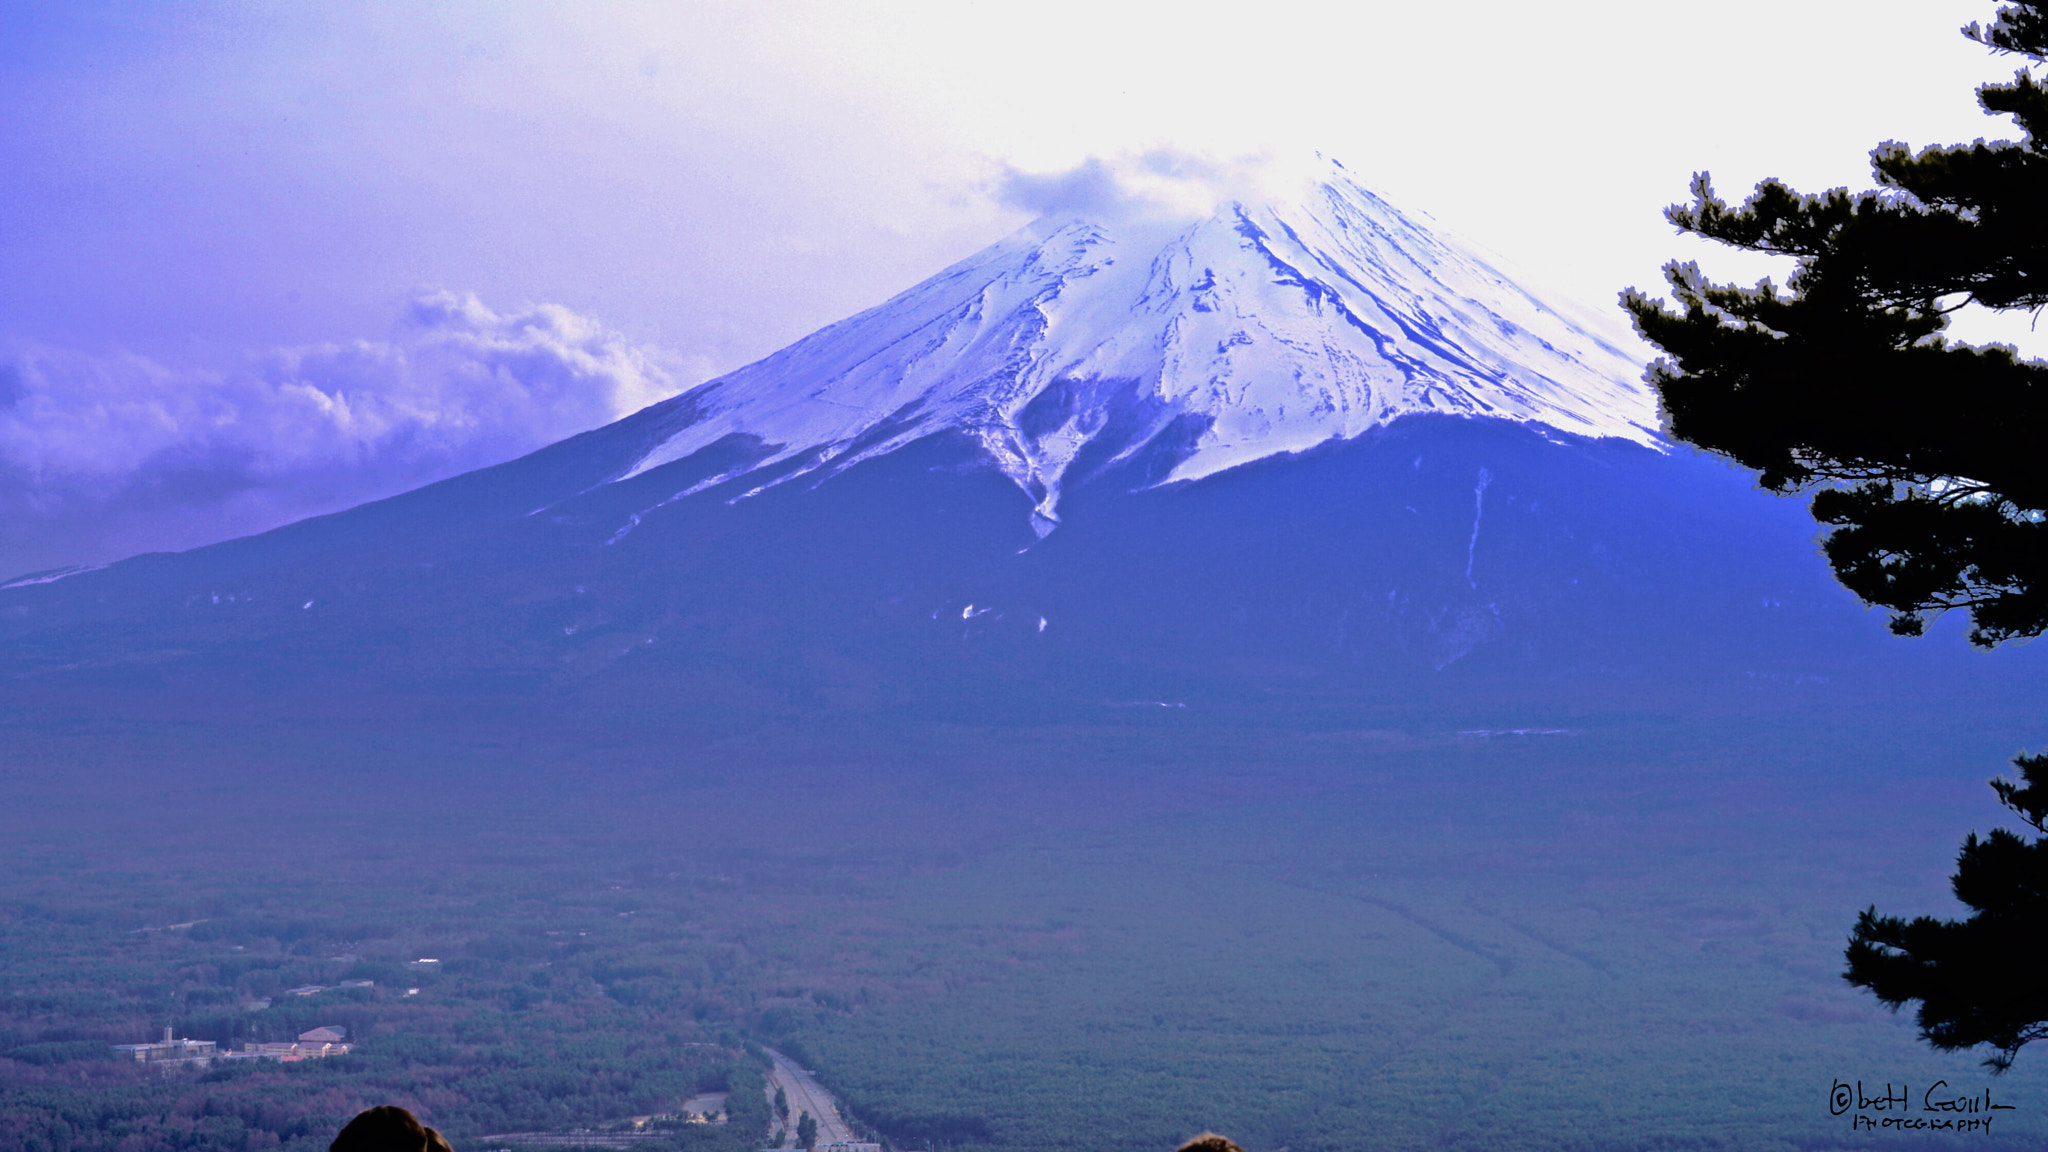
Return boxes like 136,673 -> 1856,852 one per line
1622,2 -> 2048,1070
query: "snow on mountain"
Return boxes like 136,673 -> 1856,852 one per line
615,156 -> 1659,535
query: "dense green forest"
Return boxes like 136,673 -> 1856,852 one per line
5,685 -> 2048,1151
0,859 -> 781,1151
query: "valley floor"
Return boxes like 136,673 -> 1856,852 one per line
4,677 -> 2048,1151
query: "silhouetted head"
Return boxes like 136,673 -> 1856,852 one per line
331,1105 -> 447,1152
1177,1135 -> 1246,1152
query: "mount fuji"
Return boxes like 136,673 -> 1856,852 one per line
0,158 -> 1956,717
600,158 -> 1657,539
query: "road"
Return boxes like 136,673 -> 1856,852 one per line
762,1047 -> 858,1148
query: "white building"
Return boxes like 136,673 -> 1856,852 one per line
112,1027 -> 217,1065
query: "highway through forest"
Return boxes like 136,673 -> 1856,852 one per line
762,1047 -> 857,1148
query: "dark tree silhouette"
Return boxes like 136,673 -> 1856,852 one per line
1622,7 -> 2048,646
1622,2 -> 2048,1071
1846,753 -> 2048,1069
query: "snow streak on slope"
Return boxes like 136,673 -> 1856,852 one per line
619,158 -> 1658,534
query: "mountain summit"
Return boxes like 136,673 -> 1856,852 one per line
594,158 -> 1659,535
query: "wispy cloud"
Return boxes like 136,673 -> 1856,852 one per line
991,150 -> 1335,228
0,291 -> 690,575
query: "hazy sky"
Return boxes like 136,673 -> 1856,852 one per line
0,0 -> 2031,575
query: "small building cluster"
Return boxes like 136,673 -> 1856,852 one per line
113,1026 -> 352,1066
221,1026 -> 352,1063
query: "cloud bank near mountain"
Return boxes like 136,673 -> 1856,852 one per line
0,292 -> 689,576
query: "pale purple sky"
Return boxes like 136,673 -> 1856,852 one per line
0,0 -> 2025,575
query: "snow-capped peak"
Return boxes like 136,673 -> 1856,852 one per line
619,156 -> 1658,534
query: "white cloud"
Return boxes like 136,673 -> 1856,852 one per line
0,291 -> 692,575
994,157 -> 1135,220
991,150 -> 1325,228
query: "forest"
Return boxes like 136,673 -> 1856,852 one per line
4,680 -> 2048,1152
